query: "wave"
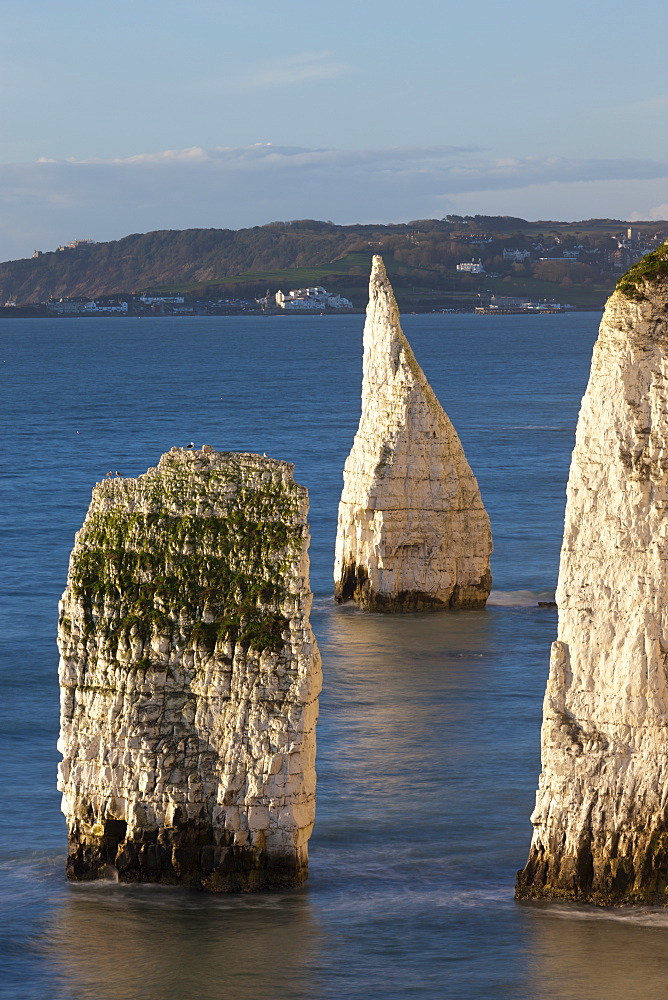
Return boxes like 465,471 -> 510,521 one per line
499,425 -> 570,431
528,901 -> 668,927
488,590 -> 555,607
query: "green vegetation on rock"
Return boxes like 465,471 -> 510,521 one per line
616,243 -> 668,299
68,460 -> 303,657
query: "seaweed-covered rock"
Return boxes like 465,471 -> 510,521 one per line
57,447 -> 321,891
334,255 -> 492,611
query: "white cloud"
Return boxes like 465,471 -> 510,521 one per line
30,144 -> 668,186
1,144 -> 668,260
629,203 -> 668,222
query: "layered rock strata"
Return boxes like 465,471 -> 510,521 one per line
517,245 -> 668,905
334,255 -> 492,611
57,446 -> 321,891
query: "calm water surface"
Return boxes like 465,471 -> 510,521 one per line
3,313 -> 666,1000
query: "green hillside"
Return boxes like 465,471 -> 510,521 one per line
0,216 -> 665,310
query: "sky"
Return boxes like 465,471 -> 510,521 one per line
1,0 -> 667,259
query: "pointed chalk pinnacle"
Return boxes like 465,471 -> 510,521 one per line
334,255 -> 492,611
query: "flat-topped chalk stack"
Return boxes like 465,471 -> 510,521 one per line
57,446 -> 321,891
517,244 -> 668,905
334,255 -> 492,611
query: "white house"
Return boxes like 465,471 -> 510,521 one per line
456,260 -> 485,274
84,300 -> 129,314
275,286 -> 352,310
140,295 -> 185,305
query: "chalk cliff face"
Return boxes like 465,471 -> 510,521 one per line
517,248 -> 668,904
334,255 -> 492,611
57,446 -> 321,891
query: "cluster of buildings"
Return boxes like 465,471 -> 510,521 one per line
266,286 -> 353,311
45,297 -> 129,315
42,286 -> 353,317
475,294 -> 575,314
44,294 -> 194,315
603,229 -> 658,271
42,294 -> 259,316
33,239 -> 97,258
455,228 -> 665,276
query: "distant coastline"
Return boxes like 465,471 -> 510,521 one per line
0,216 -> 657,314
0,304 -> 604,319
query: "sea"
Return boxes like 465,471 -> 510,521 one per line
3,312 -> 668,1000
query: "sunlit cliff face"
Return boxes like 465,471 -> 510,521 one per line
518,262 -> 668,905
57,446 -> 321,891
334,256 -> 492,612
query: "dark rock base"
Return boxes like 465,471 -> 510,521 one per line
335,561 -> 491,611
66,824 -> 307,892
516,839 -> 668,906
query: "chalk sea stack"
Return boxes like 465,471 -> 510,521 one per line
57,447 -> 321,891
517,244 -> 668,905
334,255 -> 492,611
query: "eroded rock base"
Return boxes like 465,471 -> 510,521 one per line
334,560 -> 491,611
66,823 -> 306,891
516,838 -> 668,906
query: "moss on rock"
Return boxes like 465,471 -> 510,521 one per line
64,449 -> 305,656
58,448 -> 321,892
616,242 -> 668,300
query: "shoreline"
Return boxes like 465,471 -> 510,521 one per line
0,306 -> 604,319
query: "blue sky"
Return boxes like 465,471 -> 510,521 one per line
1,0 -> 667,258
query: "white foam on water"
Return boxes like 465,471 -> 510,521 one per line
527,901 -> 668,927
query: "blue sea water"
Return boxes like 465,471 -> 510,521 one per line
2,312 -> 667,999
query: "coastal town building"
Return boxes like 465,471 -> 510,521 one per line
45,297 -> 128,315
273,286 -> 352,310
45,297 -> 90,313
475,294 -> 572,314
605,247 -> 649,271
456,260 -> 485,273
139,294 -> 185,305
537,256 -> 579,263
502,249 -> 531,262
85,300 -> 128,314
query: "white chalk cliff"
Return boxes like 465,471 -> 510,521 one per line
517,248 -> 668,904
334,255 -> 492,611
57,447 -> 321,891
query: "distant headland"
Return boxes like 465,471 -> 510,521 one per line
1,216 -> 665,315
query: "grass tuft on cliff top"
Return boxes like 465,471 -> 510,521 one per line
616,242 -> 668,299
